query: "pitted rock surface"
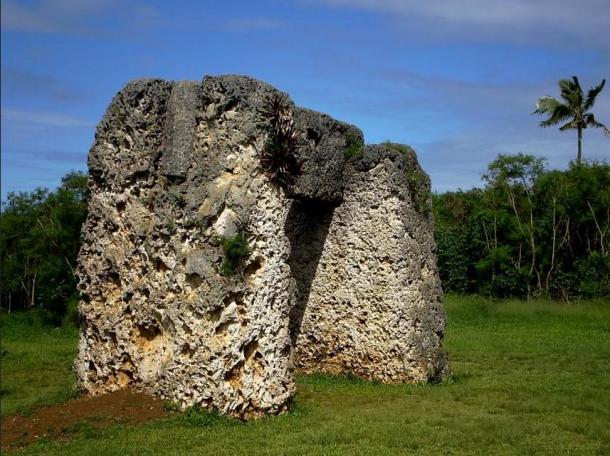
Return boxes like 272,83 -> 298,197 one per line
77,75 -> 297,418
76,74 -> 447,419
290,108 -> 362,203
287,144 -> 447,382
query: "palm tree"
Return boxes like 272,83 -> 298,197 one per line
534,76 -> 609,163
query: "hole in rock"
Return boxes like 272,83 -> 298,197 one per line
224,361 -> 244,388
209,307 -> 223,323
136,324 -> 162,343
243,339 -> 259,363
180,344 -> 196,358
153,258 -> 168,273
306,127 -> 321,145
223,96 -> 239,112
215,320 -> 235,335
117,369 -> 135,388
166,175 -> 186,186
129,170 -> 150,184
185,273 -> 203,289
244,257 -> 263,279
222,291 -> 244,307
108,271 -> 121,287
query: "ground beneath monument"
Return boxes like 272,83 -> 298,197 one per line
0,389 -> 167,451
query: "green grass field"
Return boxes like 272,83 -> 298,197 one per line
0,312 -> 79,417
2,296 -> 609,455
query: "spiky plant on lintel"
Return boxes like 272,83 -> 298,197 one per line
257,93 -> 302,192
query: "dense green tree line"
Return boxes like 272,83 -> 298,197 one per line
0,157 -> 608,323
434,155 -> 610,300
0,172 -> 88,323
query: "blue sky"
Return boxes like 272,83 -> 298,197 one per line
2,0 -> 609,197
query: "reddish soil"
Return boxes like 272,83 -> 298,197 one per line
0,389 -> 167,451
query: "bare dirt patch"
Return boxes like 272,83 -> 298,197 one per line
0,389 -> 167,451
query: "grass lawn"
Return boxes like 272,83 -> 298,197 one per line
0,312 -> 79,417
1,295 -> 609,455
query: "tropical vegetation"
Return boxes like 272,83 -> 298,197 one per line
0,172 -> 88,324
534,76 -> 609,163
434,156 -> 610,300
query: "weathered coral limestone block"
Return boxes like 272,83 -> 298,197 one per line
288,144 -> 447,383
76,76 -> 300,418
75,74 -> 447,420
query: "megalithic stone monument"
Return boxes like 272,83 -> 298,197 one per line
75,75 -> 447,419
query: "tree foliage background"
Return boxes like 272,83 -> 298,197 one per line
435,156 -> 610,300
0,172 -> 88,323
0,157 -> 608,324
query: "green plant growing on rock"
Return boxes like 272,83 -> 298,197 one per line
220,233 -> 249,276
183,215 -> 205,230
164,218 -> 177,235
257,93 -> 302,192
170,192 -> 186,208
382,141 -> 413,155
407,168 -> 431,214
344,132 -> 364,159
382,141 -> 431,214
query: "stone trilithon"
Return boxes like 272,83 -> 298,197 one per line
75,75 -> 447,419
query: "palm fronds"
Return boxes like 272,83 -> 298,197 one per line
584,113 -> 610,136
584,79 -> 606,111
534,96 -> 572,127
534,76 -> 609,161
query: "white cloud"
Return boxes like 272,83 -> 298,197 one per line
2,108 -> 93,128
1,67 -> 86,101
1,1 -> 55,32
0,0 -> 160,35
315,0 -> 610,48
